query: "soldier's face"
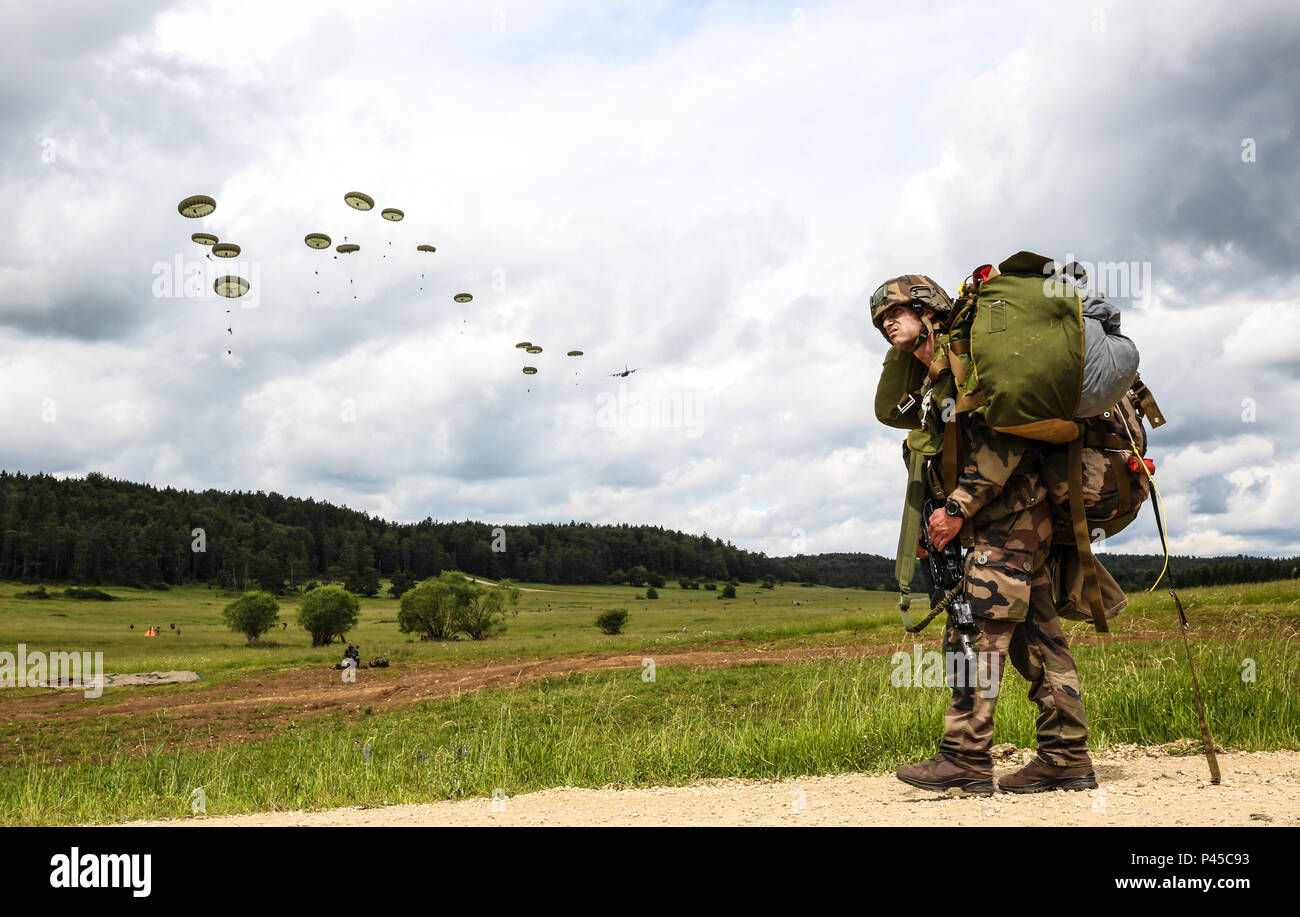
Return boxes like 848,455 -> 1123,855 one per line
881,305 -> 923,351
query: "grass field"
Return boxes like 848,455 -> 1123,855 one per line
1,577 -> 1297,825
0,579 -> 899,685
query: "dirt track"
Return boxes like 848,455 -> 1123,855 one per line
0,631 -> 1222,761
0,640 -> 920,756
123,747 -> 1300,826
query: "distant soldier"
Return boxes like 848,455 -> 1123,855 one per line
873,274 -> 1096,794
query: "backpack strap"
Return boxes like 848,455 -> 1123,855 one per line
1068,434 -> 1109,633
895,448 -> 929,631
1111,452 -> 1132,517
941,421 -> 959,494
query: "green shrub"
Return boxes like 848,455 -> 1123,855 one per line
596,608 -> 629,635
398,571 -> 519,641
62,587 -> 115,601
720,583 -> 737,599
460,577 -> 520,640
222,591 -> 281,644
646,587 -> 659,600
703,582 -> 717,591
297,585 -> 360,647
15,585 -> 50,600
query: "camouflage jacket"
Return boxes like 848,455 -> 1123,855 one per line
900,372 -> 1047,527
944,413 -> 1046,526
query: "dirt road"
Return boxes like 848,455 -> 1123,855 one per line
124,747 -> 1298,827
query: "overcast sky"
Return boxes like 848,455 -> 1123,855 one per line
2,0 -> 1297,559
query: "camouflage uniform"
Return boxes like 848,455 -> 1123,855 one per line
874,271 -> 1096,788
928,413 -> 1093,771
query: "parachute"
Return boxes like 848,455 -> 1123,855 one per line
526,346 -> 542,354
522,366 -> 538,375
344,191 -> 375,211
381,208 -> 404,222
515,341 -> 532,349
454,293 -> 473,303
214,275 -> 249,298
336,244 -> 360,254
416,244 -> 436,253
212,243 -> 240,259
304,233 -> 331,249
192,232 -> 218,246
178,195 -> 216,218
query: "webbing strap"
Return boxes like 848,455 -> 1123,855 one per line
1131,374 -> 1167,427
895,448 -> 928,629
1068,435 -> 1108,633
1085,431 -> 1130,451
1110,451 -> 1132,517
941,421 -> 959,494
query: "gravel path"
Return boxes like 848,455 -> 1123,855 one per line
122,747 -> 1299,827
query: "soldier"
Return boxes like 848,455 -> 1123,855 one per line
872,275 -> 1097,794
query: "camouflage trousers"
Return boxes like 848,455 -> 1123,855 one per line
937,500 -> 1092,770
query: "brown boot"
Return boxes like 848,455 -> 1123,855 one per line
998,757 -> 1097,793
896,753 -> 994,794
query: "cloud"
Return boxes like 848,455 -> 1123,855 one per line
0,0 -> 1296,562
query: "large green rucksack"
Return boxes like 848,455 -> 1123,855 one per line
877,251 -> 1167,632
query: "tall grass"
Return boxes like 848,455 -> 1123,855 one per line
4,636 -> 1293,825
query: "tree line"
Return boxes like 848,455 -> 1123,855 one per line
0,471 -> 799,592
1,470 -> 1291,593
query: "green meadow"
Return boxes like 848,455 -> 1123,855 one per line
1,577 -> 1296,824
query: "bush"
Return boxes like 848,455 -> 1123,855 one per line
222,591 -> 280,644
397,576 -> 461,641
149,582 -> 170,591
720,583 -> 737,599
595,608 -> 628,634
297,585 -> 360,647
607,569 -> 627,586
678,578 -> 693,590
627,565 -> 648,587
460,577 -> 520,640
15,585 -> 51,600
703,582 -> 717,591
398,571 -> 519,641
761,577 -> 776,589
646,587 -> 659,599
62,587 -> 115,601
646,572 -> 666,589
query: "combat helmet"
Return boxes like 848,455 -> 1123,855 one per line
869,274 -> 955,344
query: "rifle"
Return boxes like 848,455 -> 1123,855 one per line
904,497 -> 978,661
